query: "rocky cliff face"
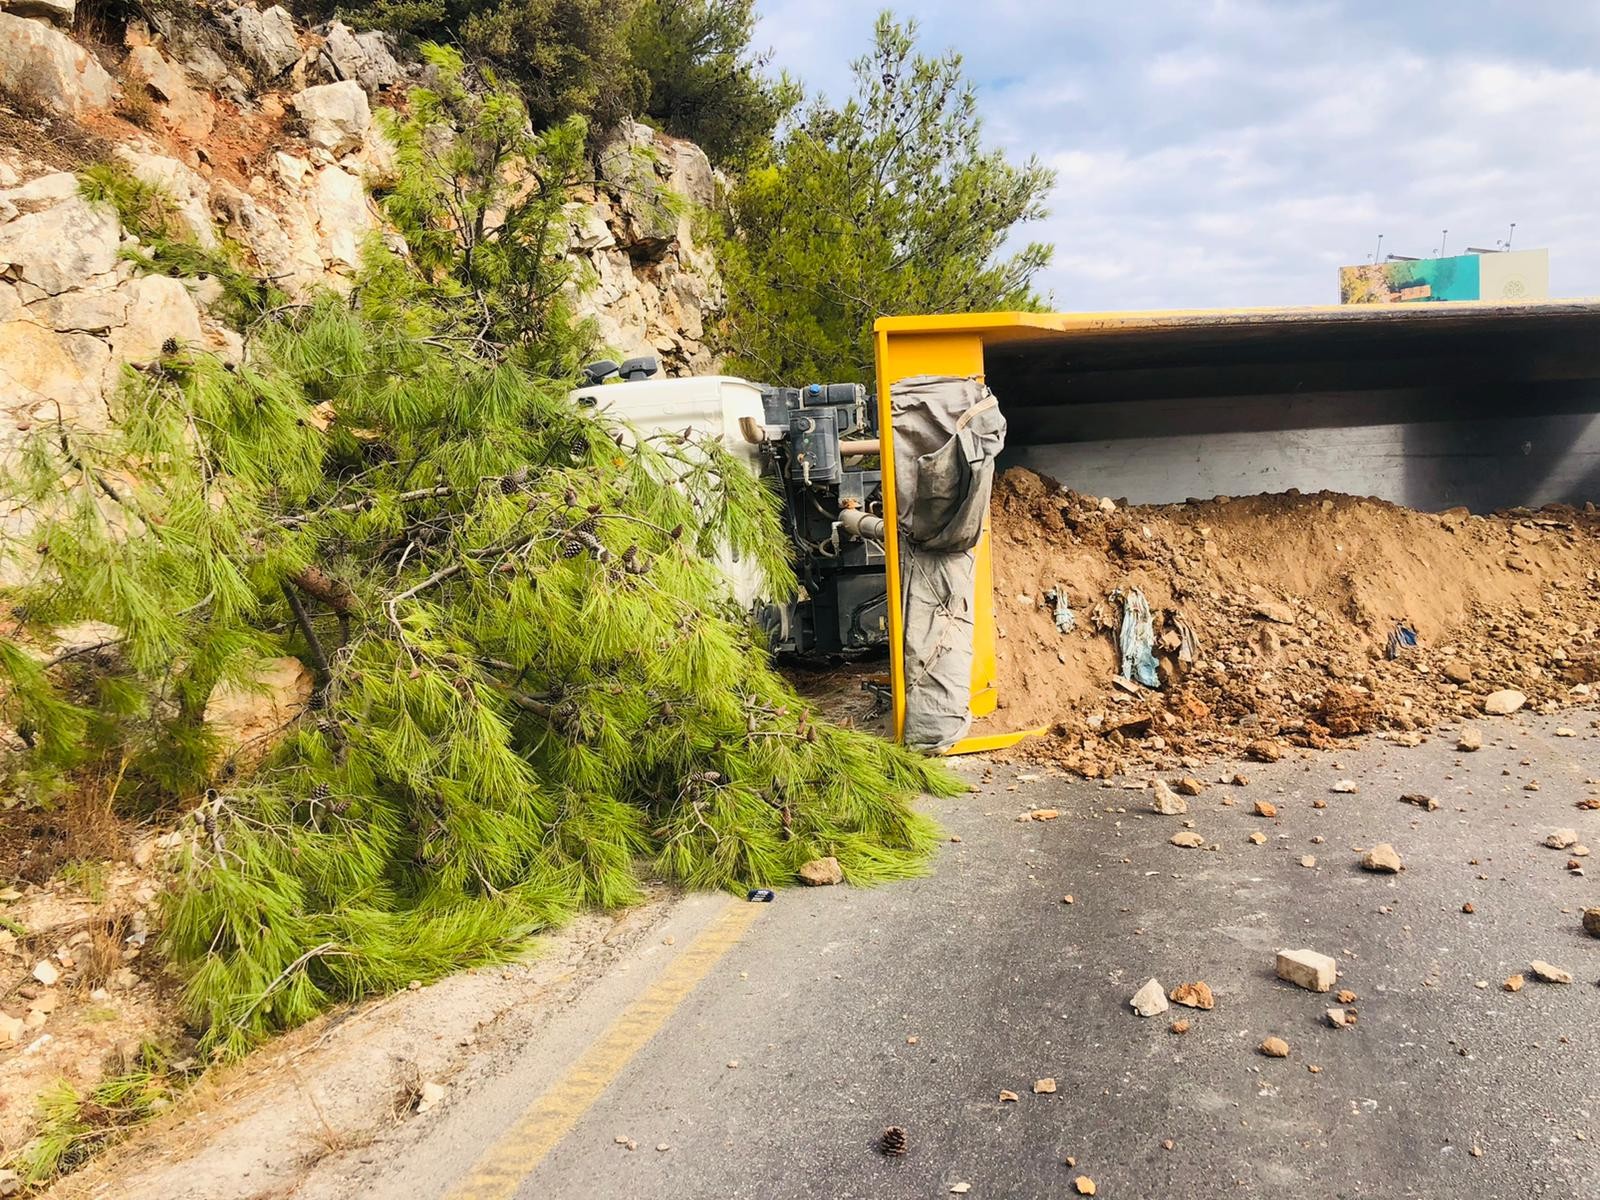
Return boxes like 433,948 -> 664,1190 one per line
0,1 -> 722,478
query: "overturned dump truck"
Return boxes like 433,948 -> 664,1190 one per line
869,302 -> 1600,754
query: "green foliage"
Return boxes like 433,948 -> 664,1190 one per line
717,12 -> 1057,383
625,0 -> 796,167
6,1045 -> 181,1186
2,63 -> 960,1062
78,162 -> 284,326
376,45 -> 595,375
345,0 -> 642,133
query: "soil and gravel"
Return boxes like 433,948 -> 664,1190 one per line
980,467 -> 1600,776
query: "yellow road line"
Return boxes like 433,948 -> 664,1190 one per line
445,899 -> 765,1200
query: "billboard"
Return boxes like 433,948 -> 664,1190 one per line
1339,249 -> 1548,303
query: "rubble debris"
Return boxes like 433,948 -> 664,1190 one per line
1361,843 -> 1404,873
1170,1018 -> 1191,1034
1529,960 -> 1573,985
998,1090 -> 1019,1102
1074,1176 -> 1097,1196
1583,908 -> 1600,938
1276,948 -> 1337,992
1253,800 -> 1278,818
950,1184 -> 972,1195
1326,1008 -> 1352,1028
1033,1078 -> 1057,1094
30,961 -> 60,987
415,1081 -> 446,1114
1331,780 -> 1358,793
1556,726 -> 1578,738
1151,779 -> 1187,815
1175,777 -> 1205,796
1300,854 -> 1317,868
1462,902 -> 1475,914
1457,727 -> 1484,751
1503,974 -> 1524,993
798,857 -> 844,886
1169,831 -> 1205,848
1483,689 -> 1527,715
1029,809 -> 1061,821
1400,794 -> 1439,811
1544,829 -> 1580,850
1247,832 -> 1267,845
987,470 -> 1600,778
1258,1036 -> 1291,1058
1169,981 -> 1215,1009
1131,978 -> 1169,1017
1336,989 -> 1357,1004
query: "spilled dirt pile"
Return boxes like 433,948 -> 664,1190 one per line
983,467 -> 1600,774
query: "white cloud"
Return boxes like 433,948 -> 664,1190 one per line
759,0 -> 1600,308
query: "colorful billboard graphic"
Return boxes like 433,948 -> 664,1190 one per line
1339,249 -> 1548,303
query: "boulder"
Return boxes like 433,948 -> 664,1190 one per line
310,164 -> 373,271
5,0 -> 75,26
113,149 -> 218,248
797,856 -> 843,886
0,188 -> 121,294
110,275 -> 205,365
565,201 -> 616,252
125,45 -> 213,141
319,21 -> 401,93
1482,688 -> 1526,715
293,80 -> 370,155
0,14 -> 117,118
203,656 -> 314,763
597,121 -> 678,260
230,4 -> 301,79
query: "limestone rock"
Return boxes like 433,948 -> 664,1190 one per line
111,275 -> 204,365
1169,981 -> 1214,1010
0,318 -> 111,427
203,656 -> 314,763
1544,828 -> 1579,850
0,14 -> 116,117
1258,1036 -> 1290,1058
310,165 -> 373,271
230,4 -> 302,79
125,44 -> 213,141
1529,960 -> 1572,985
598,121 -> 679,260
1150,778 -> 1186,815
1245,738 -> 1282,762
7,0 -> 75,23
29,285 -> 130,334
294,80 -> 371,155
1441,660 -> 1472,684
1275,947 -> 1336,992
1482,689 -> 1526,715
797,856 -> 843,886
1360,843 -> 1403,873
1582,907 -> 1600,938
1456,726 -> 1483,751
1130,977 -> 1168,1017
0,187 -> 121,294
31,959 -> 60,986
319,22 -> 401,93
113,149 -> 218,248
1169,831 -> 1204,848
0,1012 -> 25,1048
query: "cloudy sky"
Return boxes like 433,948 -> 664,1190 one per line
755,0 -> 1600,310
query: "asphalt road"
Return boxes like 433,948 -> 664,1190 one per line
322,713 -> 1600,1200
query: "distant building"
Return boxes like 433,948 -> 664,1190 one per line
1339,248 -> 1548,303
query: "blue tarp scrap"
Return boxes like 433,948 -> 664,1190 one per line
1043,586 -> 1076,633
1115,587 -> 1161,689
1385,622 -> 1418,660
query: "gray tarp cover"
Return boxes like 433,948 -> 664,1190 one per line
892,375 -> 1007,750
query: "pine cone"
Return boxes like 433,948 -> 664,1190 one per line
879,1126 -> 908,1157
500,466 -> 530,494
560,539 -> 584,559
569,433 -> 589,457
309,782 -> 331,803
574,516 -> 598,536
161,336 -> 180,356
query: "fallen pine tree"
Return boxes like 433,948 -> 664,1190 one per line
0,49 -> 957,1060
